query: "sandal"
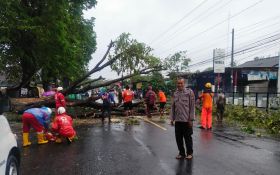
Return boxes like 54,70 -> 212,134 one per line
175,155 -> 185,159
185,155 -> 193,160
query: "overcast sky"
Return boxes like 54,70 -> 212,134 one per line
84,0 -> 280,79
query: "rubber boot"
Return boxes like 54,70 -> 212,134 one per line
66,135 -> 75,144
37,133 -> 48,145
22,133 -> 31,147
55,137 -> 62,143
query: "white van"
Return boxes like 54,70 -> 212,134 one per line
0,115 -> 20,175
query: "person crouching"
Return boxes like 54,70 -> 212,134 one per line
22,107 -> 52,147
51,107 -> 76,144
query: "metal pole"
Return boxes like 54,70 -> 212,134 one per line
232,91 -> 235,105
242,91 -> 245,108
266,92 -> 269,112
231,28 -> 235,93
213,49 -> 215,72
218,73 -> 220,91
256,93 -> 258,108
277,52 -> 280,96
234,70 -> 237,92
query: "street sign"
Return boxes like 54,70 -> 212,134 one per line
213,48 -> 225,73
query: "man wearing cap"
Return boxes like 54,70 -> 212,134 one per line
54,87 -> 66,111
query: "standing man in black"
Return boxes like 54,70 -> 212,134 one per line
170,78 -> 195,160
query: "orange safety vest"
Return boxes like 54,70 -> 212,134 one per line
122,90 -> 133,102
200,92 -> 213,108
158,91 -> 167,102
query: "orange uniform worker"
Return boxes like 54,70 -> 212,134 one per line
199,83 -> 214,130
158,90 -> 167,117
122,85 -> 134,117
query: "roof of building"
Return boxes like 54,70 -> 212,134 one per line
237,56 -> 279,68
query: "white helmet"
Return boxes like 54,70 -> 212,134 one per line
57,87 -> 63,91
57,107 -> 66,114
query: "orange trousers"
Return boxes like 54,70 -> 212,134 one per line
201,107 -> 212,129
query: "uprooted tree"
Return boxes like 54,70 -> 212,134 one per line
0,1 -> 166,115
18,33 -> 165,112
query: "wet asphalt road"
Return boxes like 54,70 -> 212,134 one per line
16,119 -> 280,175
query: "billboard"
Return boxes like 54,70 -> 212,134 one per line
244,70 -> 277,81
213,48 -> 225,73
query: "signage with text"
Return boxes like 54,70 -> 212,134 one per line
213,48 -> 225,73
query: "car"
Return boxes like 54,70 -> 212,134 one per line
0,115 -> 20,175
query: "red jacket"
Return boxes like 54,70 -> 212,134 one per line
54,92 -> 66,109
52,114 -> 76,138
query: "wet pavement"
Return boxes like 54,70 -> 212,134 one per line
12,118 -> 280,175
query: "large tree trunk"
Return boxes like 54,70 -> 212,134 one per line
14,96 -> 144,114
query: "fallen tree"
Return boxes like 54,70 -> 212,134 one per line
10,33 -> 166,114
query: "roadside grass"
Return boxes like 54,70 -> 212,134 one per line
223,105 -> 280,137
195,104 -> 280,137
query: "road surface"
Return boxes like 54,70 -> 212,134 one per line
11,118 -> 280,175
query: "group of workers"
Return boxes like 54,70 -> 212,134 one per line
98,84 -> 168,122
22,87 -> 76,147
99,84 -> 167,122
21,82 -> 225,150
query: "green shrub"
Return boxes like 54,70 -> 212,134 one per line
224,105 -> 280,136
264,110 -> 280,135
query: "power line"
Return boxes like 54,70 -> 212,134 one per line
187,32 -> 280,68
175,27 -> 280,65
153,0 -> 233,47
189,37 -> 280,68
159,0 -> 264,56
149,0 -> 209,45
235,41 -> 280,65
188,21 -> 280,57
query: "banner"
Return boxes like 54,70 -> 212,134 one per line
244,70 -> 277,81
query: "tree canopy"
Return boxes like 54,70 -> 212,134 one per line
0,0 -> 97,88
164,50 -> 190,73
109,33 -> 162,76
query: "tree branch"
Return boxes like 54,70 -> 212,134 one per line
77,76 -> 104,87
74,66 -> 164,93
94,41 -> 114,69
64,41 -> 115,94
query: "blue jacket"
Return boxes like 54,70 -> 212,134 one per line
99,92 -> 115,104
24,108 -> 51,129
108,92 -> 115,104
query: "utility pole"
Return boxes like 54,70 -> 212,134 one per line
231,28 -> 235,92
277,52 -> 280,96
